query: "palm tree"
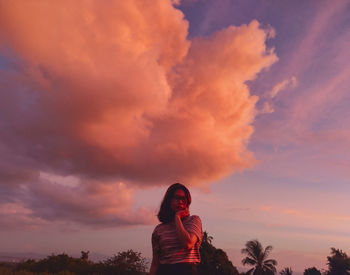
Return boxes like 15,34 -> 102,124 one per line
280,267 -> 293,275
241,239 -> 277,275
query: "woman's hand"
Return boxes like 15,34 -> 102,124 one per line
175,207 -> 189,219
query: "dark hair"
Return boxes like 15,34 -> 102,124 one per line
157,183 -> 192,224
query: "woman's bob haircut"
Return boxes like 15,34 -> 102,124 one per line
157,183 -> 191,224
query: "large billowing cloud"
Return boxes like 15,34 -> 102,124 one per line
0,0 -> 277,227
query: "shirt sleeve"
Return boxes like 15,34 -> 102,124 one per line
186,215 -> 203,244
151,226 -> 161,257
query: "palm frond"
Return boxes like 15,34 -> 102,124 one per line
262,245 -> 273,260
264,259 -> 278,266
242,257 -> 258,266
242,240 -> 263,261
280,267 -> 293,275
264,263 -> 277,271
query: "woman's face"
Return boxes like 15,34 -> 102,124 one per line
170,189 -> 187,212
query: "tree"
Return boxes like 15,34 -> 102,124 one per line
17,253 -> 75,274
80,251 -> 89,262
241,239 -> 277,275
198,231 -> 240,275
327,248 -> 350,275
101,249 -> 147,275
280,267 -> 292,275
304,267 -> 321,275
13,250 -> 149,275
16,253 -> 92,275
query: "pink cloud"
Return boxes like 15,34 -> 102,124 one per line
0,202 -> 49,231
0,1 -> 277,227
268,76 -> 297,99
261,102 -> 274,114
1,174 -> 156,229
26,179 -> 156,227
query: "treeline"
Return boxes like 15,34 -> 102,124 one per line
0,250 -> 147,275
1,232 -> 350,275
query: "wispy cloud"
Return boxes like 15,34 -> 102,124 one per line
259,76 -> 297,114
286,0 -> 348,76
260,102 -> 274,114
268,76 -> 297,98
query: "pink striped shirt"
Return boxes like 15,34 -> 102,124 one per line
152,215 -> 203,264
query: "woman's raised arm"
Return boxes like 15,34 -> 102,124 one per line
174,209 -> 198,250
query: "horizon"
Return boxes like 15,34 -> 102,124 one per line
1,0 -> 350,274
0,244 -> 329,275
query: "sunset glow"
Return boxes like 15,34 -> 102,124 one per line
1,0 -> 350,274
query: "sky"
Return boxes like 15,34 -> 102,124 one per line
1,0 -> 350,273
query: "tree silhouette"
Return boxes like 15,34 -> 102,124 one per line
241,239 -> 277,275
16,253 -> 92,275
80,251 -> 89,262
2,250 -> 150,275
101,249 -> 147,275
304,267 -> 321,275
198,231 -> 239,275
280,267 -> 292,275
326,248 -> 350,275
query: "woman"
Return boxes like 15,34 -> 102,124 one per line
150,183 -> 203,275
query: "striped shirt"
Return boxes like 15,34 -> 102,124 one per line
152,215 -> 203,264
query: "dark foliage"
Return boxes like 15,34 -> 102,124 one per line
6,242 -> 350,275
326,248 -> 350,275
198,231 -> 240,275
16,253 -> 93,275
80,251 -> 89,262
304,267 -> 322,275
97,250 -> 147,275
280,267 -> 292,275
8,249 -> 147,275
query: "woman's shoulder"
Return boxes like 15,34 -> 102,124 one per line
153,222 -> 170,234
153,222 -> 163,231
186,214 -> 202,224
